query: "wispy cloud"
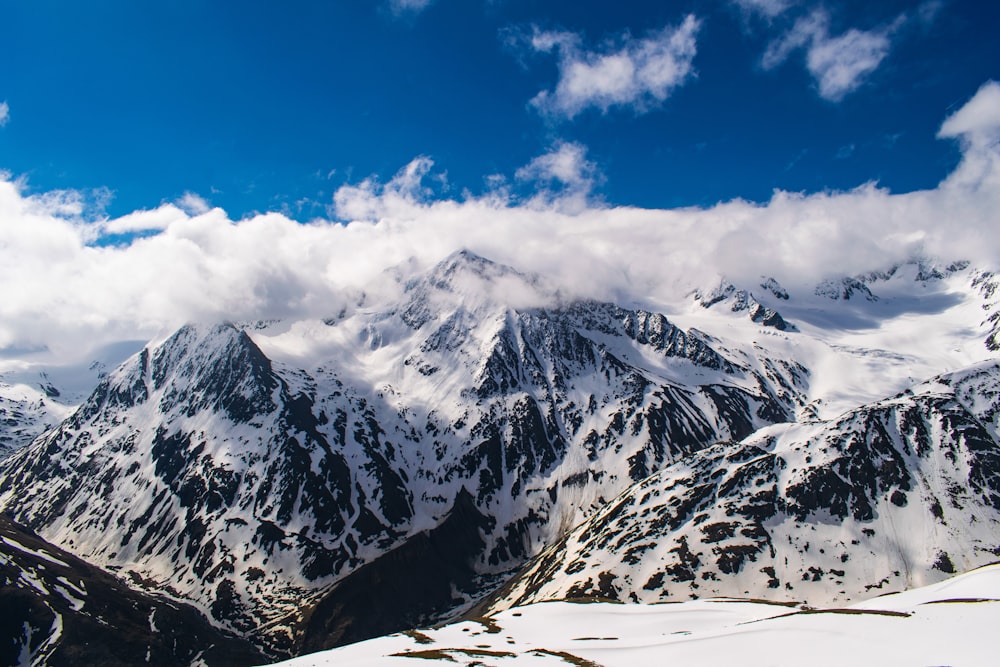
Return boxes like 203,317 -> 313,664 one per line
835,143 -> 855,159
732,0 -> 796,20
917,0 -> 944,26
0,83 -> 998,363
0,101 -> 9,127
388,0 -> 434,16
516,15 -> 701,119
763,9 -> 903,101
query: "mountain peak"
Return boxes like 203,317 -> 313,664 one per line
415,249 -> 539,294
397,251 -> 556,330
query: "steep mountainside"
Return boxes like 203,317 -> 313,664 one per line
488,360 -> 1000,610
0,251 -> 803,656
0,514 -> 262,667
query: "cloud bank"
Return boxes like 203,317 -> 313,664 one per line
1,83 -> 998,363
518,15 -> 701,119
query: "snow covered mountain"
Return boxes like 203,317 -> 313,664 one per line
0,251 -> 803,656
0,249 -> 996,661
487,360 -> 1000,611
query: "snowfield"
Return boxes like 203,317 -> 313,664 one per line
269,562 -> 1000,667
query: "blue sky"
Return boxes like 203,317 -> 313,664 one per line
1,0 -> 997,219
2,1 -> 1000,362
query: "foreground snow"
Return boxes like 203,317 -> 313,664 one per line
269,563 -> 1000,666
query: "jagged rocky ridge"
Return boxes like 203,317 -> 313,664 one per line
487,360 -> 1000,611
694,280 -> 794,331
0,251 -> 804,657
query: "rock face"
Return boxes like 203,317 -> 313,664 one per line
488,360 -> 1000,611
296,488 -> 494,653
973,270 -> 1000,351
695,281 -> 794,331
694,278 -> 796,331
0,251 -> 800,656
0,514 -> 263,667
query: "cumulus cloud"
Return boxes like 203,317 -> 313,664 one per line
520,15 -> 701,119
332,156 -> 439,222
938,80 -> 1000,192
763,9 -> 902,101
514,141 -> 603,212
0,83 -> 998,365
939,80 -> 1000,147
0,101 -> 8,127
177,192 -> 211,216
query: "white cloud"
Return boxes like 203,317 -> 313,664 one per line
733,0 -> 795,20
177,192 -> 211,216
938,81 -> 1000,192
0,102 -> 9,127
807,27 -> 895,101
514,141 -> 602,212
1,83 -> 998,364
332,156 -> 438,222
103,206 -> 187,235
523,15 -> 701,119
763,10 -> 901,101
100,193 -> 211,236
939,80 -> 1000,147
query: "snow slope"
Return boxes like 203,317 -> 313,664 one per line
266,562 -> 1000,667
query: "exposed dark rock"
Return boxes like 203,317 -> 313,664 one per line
297,489 -> 493,652
0,514 -> 263,667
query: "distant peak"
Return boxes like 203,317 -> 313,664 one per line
694,280 -> 794,331
450,248 -> 489,264
425,249 -> 518,287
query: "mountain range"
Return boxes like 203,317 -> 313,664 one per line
0,249 -> 997,663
